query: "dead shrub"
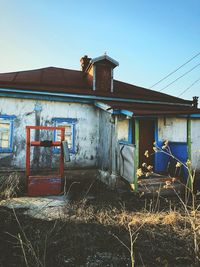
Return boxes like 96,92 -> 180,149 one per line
0,173 -> 20,200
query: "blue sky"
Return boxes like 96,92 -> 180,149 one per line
0,0 -> 200,100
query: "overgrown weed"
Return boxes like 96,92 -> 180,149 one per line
0,172 -> 20,199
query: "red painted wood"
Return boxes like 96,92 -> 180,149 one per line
28,175 -> 62,196
26,125 -> 65,131
26,127 -> 30,177
139,120 -> 155,167
26,126 -> 65,196
31,141 -> 61,146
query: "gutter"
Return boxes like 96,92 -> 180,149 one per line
0,91 -> 93,104
0,87 -> 193,107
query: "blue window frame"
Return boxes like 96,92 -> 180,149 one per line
52,118 -> 77,154
0,115 -> 16,153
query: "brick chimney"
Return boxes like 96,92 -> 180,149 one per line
193,96 -> 199,108
80,55 -> 91,72
80,54 -> 119,93
91,54 -> 119,93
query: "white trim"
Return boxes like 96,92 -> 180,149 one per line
93,65 -> 96,91
111,69 -> 114,93
91,55 -> 119,67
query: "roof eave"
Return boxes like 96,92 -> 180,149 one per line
91,55 -> 119,67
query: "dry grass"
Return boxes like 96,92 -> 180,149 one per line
1,194 -> 200,266
163,211 -> 184,225
63,199 -> 187,229
0,172 -> 20,200
1,174 -> 200,266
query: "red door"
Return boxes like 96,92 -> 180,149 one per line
139,120 -> 155,168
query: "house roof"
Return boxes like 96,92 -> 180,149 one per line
0,67 -> 90,91
0,66 -> 193,106
98,101 -> 200,116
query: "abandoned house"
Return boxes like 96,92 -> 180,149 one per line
0,54 -> 200,193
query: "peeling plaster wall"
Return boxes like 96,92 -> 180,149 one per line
0,97 -> 99,170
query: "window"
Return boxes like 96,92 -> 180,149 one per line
52,118 -> 77,153
117,117 -> 132,144
0,115 -> 15,153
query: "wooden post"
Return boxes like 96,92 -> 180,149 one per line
26,127 -> 31,177
134,119 -> 139,191
60,128 -> 65,178
111,115 -> 118,175
187,117 -> 192,188
187,117 -> 192,161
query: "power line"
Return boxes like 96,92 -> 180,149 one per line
158,62 -> 200,92
150,51 -> 200,88
178,77 -> 200,97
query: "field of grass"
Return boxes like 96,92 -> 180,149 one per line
0,174 -> 200,267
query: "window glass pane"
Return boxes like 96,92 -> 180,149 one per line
65,125 -> 71,134
55,123 -> 73,151
0,120 -> 10,149
56,125 -> 72,140
66,135 -> 72,148
57,135 -> 61,141
2,140 -> 9,148
0,122 -> 10,130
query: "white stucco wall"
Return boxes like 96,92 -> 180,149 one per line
0,97 -> 99,169
191,119 -> 200,169
158,117 -> 187,142
158,117 -> 200,170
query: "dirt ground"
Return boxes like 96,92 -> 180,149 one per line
0,177 -> 200,267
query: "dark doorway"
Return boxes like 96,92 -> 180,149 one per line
139,119 -> 155,167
